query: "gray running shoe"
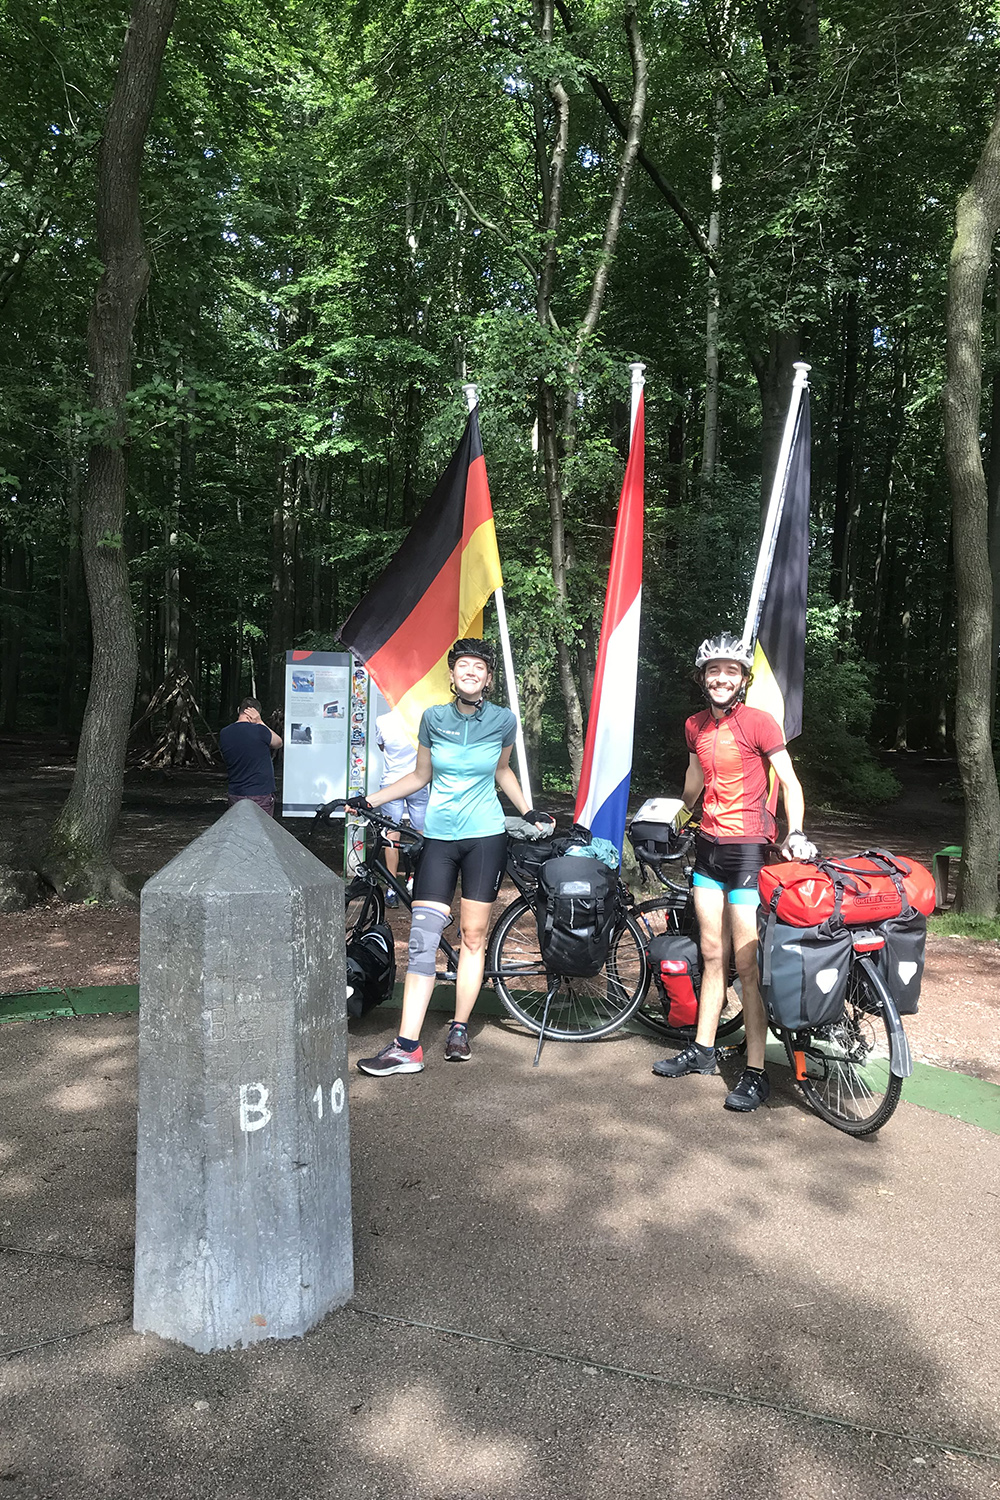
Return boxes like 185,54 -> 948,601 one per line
445,1023 -> 471,1062
652,1043 -> 717,1077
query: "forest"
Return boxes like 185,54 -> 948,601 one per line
2,0 -> 1000,906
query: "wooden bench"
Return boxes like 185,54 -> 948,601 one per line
931,845 -> 1000,908
932,846 -> 962,909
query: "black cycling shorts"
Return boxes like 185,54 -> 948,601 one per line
692,833 -> 768,899
412,832 -> 509,906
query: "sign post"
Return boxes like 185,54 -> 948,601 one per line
345,659 -> 370,875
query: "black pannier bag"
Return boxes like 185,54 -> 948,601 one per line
647,932 -> 700,1027
758,910 -> 852,1030
874,907 -> 926,1015
536,855 -> 618,977
508,837 -> 558,884
346,922 -> 397,1019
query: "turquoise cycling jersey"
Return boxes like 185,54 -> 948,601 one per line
418,699 -> 518,840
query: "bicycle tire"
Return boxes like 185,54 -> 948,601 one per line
487,896 -> 648,1040
344,877 -> 385,937
781,960 -> 903,1136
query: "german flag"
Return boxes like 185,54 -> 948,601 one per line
746,389 -> 810,742
338,408 -> 503,741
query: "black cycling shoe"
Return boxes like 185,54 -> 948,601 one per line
652,1043 -> 717,1078
724,1067 -> 771,1112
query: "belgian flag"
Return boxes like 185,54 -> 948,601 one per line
338,408 -> 503,741
746,389 -> 810,742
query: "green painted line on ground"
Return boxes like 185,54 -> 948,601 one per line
2,982 -> 997,1134
0,991 -> 76,1023
65,984 -> 140,1016
901,1057 -> 1000,1135
0,984 -> 139,1024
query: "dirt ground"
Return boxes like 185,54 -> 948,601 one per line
1,737 -> 997,1085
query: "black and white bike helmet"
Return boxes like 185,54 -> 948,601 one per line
447,638 -> 496,672
694,632 -> 754,673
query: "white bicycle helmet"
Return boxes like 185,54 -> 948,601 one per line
694,631 -> 754,673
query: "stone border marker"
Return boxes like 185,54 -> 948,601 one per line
133,799 -> 351,1351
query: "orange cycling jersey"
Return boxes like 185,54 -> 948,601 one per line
685,704 -> 784,844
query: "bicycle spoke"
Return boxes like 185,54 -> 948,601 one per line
789,959 -> 903,1134
489,897 -> 647,1040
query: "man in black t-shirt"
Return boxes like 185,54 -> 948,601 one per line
219,698 -> 282,817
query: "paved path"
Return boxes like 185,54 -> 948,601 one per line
1,1010 -> 998,1499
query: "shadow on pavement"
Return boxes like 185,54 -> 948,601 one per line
0,1010 -> 998,1499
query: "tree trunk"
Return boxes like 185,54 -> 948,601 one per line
534,0 -> 647,787
268,458 -> 297,709
41,0 -> 178,903
701,93 -> 724,492
831,291 -> 859,602
0,540 -> 26,731
58,419 -> 88,733
943,100 -> 1000,916
987,266 -> 1000,728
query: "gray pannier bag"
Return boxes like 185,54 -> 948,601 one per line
758,910 -> 853,1030
873,907 -> 926,1015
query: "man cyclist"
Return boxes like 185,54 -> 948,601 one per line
653,632 -> 817,1112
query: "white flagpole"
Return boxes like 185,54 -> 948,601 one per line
462,383 -> 534,807
628,361 -> 646,444
743,361 -> 811,650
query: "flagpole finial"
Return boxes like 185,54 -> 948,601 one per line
627,363 -> 646,447
792,362 -> 811,388
462,383 -> 479,413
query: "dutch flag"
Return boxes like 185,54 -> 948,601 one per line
573,390 -> 645,855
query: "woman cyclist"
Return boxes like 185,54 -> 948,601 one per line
354,640 -> 553,1075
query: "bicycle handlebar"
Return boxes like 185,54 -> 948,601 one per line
312,799 -> 424,852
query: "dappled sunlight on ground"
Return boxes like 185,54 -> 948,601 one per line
355,1383 -> 531,1489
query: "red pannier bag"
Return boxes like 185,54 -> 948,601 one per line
646,932 -> 700,1027
758,849 -> 935,928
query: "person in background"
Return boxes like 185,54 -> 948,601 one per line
219,697 -> 282,818
375,707 -> 429,906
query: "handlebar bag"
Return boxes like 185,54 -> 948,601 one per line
757,907 -> 852,1029
628,820 -> 685,866
346,921 -> 397,1019
873,908 -> 926,1015
509,837 -> 558,883
647,932 -> 700,1027
758,851 -> 935,928
536,855 -> 618,978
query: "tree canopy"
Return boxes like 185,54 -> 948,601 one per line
3,0 -> 1000,822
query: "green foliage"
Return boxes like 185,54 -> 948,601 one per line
0,0 -> 995,816
798,605 -> 900,807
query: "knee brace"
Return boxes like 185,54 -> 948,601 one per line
407,906 -> 450,976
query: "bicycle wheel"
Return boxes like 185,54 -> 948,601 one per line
487,896 -> 648,1040
344,877 -> 385,937
781,961 -> 903,1137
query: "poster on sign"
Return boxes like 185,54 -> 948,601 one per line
281,650 -> 389,818
282,650 -> 351,816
